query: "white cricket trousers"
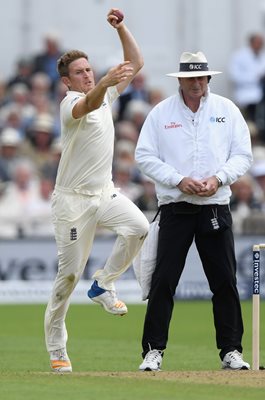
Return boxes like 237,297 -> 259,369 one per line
45,183 -> 149,352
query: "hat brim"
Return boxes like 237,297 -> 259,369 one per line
166,71 -> 222,78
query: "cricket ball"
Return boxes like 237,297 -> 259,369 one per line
112,10 -> 124,23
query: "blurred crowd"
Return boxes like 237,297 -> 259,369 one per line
1,32 -> 265,239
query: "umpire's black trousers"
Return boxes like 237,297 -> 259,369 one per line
142,202 -> 244,360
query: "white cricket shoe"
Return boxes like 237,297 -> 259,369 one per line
139,349 -> 163,371
87,280 -> 128,316
50,348 -> 72,372
222,350 -> 250,370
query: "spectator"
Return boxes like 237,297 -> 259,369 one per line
135,175 -> 158,212
24,175 -> 55,237
7,57 -> 33,90
41,137 -> 62,181
0,159 -> 9,184
250,159 -> 265,202
53,80 -> 67,136
0,127 -> 22,180
0,158 -> 39,238
113,160 -> 144,203
228,33 -> 265,122
114,139 -> 135,164
2,83 -> 35,126
123,99 -> 151,132
0,104 -> 25,137
148,87 -> 165,108
118,72 -> 149,120
115,120 -> 139,144
29,72 -> 54,108
114,139 -> 142,182
0,180 -> 22,239
0,77 -> 8,108
32,32 -> 64,96
0,83 -> 36,135
21,113 -> 55,173
28,72 -> 58,132
230,174 -> 262,234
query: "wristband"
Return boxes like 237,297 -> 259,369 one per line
215,175 -> 223,187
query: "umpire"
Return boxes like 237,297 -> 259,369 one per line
135,51 -> 252,371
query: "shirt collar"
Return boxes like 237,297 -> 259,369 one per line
179,86 -> 209,111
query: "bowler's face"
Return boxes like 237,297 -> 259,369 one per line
179,76 -> 208,101
63,58 -> 95,94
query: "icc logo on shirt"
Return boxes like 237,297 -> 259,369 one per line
210,116 -> 226,123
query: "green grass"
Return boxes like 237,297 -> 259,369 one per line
0,301 -> 264,400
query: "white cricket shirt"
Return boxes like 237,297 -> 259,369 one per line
55,86 -> 119,194
135,89 -> 253,206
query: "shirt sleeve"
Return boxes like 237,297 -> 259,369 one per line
217,103 -> 253,185
135,108 -> 183,187
61,93 -> 82,125
107,86 -> 120,105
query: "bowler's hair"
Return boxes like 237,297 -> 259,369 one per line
57,50 -> 88,77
